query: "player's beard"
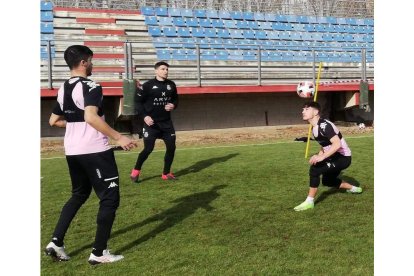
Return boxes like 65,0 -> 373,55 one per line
86,65 -> 93,76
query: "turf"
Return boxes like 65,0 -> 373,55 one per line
41,136 -> 373,275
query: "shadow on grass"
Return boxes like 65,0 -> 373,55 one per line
68,184 -> 227,256
315,174 -> 361,205
138,153 -> 239,183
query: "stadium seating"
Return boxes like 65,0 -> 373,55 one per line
140,6 -> 374,63
40,1 -> 54,59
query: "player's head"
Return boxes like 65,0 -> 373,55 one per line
64,45 -> 94,76
154,61 -> 169,80
302,101 -> 321,121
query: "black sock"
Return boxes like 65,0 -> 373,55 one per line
92,248 -> 103,257
51,237 -> 63,247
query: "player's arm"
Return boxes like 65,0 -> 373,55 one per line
136,82 -> 154,126
49,113 -> 66,128
84,106 -> 136,150
309,135 -> 341,165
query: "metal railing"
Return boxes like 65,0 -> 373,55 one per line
41,39 -> 373,89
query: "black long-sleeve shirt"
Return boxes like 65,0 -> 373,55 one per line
135,78 -> 179,122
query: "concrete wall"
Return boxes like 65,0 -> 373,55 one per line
41,92 -> 373,137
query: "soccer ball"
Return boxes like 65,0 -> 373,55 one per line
297,81 -> 315,98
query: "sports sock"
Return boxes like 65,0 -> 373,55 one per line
92,248 -> 103,257
51,237 -> 63,247
350,186 -> 359,192
305,196 -> 314,203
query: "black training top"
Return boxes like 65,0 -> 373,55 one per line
135,78 -> 179,122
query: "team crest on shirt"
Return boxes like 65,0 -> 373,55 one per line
167,85 -> 171,90
320,122 -> 327,131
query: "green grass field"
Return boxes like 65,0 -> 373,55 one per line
41,136 -> 373,275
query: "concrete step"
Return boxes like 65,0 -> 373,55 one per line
54,10 -> 144,21
53,22 -> 148,31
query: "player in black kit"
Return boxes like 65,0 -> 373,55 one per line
130,61 -> 179,182
294,101 -> 363,211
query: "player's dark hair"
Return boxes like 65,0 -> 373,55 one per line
154,61 -> 169,69
303,101 -> 321,113
64,45 -> 93,70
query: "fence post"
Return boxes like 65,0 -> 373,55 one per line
124,41 -> 130,79
47,40 -> 53,89
312,49 -> 316,85
196,44 -> 201,87
258,46 -> 262,86
128,42 -> 133,79
361,48 -> 366,82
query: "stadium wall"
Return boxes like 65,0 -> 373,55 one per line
42,93 -> 332,137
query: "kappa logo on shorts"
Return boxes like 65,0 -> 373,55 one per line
108,182 -> 118,188
171,133 -> 175,136
144,131 -> 149,138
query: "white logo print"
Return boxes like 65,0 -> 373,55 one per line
320,122 -> 327,131
167,85 -> 171,90
152,85 -> 158,89
162,92 -> 166,96
96,169 -> 102,179
108,182 -> 118,188
327,163 -> 331,168
82,80 -> 100,92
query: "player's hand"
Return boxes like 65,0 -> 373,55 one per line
309,154 -> 324,165
165,103 -> 175,111
116,135 -> 137,151
144,116 -> 154,126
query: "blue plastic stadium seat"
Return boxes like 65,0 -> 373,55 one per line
41,34 -> 54,45
194,9 -> 207,18
355,18 -> 365,25
230,29 -> 243,39
303,24 -> 315,32
177,27 -> 191,37
326,17 -> 336,24
223,20 -> 237,29
199,18 -> 212,28
297,16 -> 308,23
365,18 -> 374,26
315,24 -> 325,32
243,50 -> 256,61
186,18 -> 199,27
219,11 -> 231,19
258,21 -> 272,30
172,49 -> 187,60
301,32 -> 312,41
265,13 -> 276,22
267,31 -> 279,39
255,30 -> 267,40
41,22 -> 53,34
217,29 -> 230,38
313,33 -> 323,41
154,7 -> 168,16
158,17 -> 173,26
248,21 -> 259,29
244,12 -> 254,21
336,17 -> 347,24
41,11 -> 53,22
172,17 -> 186,26
307,16 -> 317,24
293,23 -> 305,31
230,11 -> 243,20
206,10 -> 219,18
254,12 -> 265,21
205,28 -> 217,38
141,7 -> 154,16
181,9 -> 193,17
198,38 -> 210,48
335,25 -> 347,33
325,24 -> 335,32
145,16 -> 158,25
244,30 -> 255,39
356,25 -> 366,33
41,1 -> 53,11
346,18 -> 357,25
182,38 -> 196,48
317,17 -> 328,24
223,39 -> 237,49
157,49 -> 171,60
211,19 -> 224,28
168,8 -> 180,17
169,38 -> 183,48
163,27 -> 177,37
353,34 -> 364,42
285,15 -> 298,23
148,26 -> 162,36
192,28 -> 205,38
236,20 -> 249,29
186,49 -> 197,60
216,50 -> 229,60
275,14 -> 288,22
290,32 -> 302,41
279,31 -> 290,40
210,38 -> 224,49
200,50 -> 216,60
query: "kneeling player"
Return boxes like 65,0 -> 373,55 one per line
294,101 -> 362,211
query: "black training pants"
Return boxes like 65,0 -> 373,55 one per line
309,153 -> 351,188
52,149 -> 120,252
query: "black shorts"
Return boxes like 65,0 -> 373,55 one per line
142,120 -> 176,141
